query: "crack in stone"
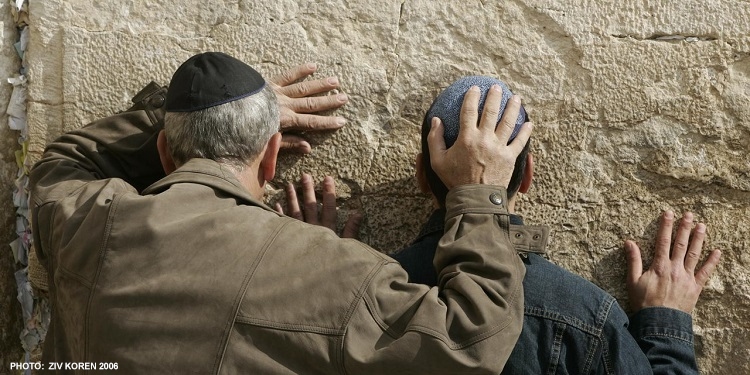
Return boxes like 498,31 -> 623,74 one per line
611,34 -> 718,42
636,167 -> 750,200
373,1 -> 406,194
385,0 -> 406,98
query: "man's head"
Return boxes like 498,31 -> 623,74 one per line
158,52 -> 282,197
419,76 -> 532,207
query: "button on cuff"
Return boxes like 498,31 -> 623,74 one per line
490,192 -> 503,205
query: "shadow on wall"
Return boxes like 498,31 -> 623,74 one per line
268,164 -> 433,255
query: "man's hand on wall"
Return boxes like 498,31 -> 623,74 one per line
270,64 -> 349,154
275,173 -> 362,239
427,85 -> 533,190
625,211 -> 722,313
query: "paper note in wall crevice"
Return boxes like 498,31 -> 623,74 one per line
6,75 -> 27,131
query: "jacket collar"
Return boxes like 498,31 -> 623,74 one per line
142,158 -> 278,214
414,209 -> 549,255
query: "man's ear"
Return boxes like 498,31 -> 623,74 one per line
519,153 -> 534,194
415,153 -> 431,194
157,130 -> 177,175
260,132 -> 282,182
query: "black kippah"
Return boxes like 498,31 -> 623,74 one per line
165,52 -> 266,112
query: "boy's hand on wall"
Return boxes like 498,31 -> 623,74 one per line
275,173 -> 362,239
270,63 -> 349,154
625,211 -> 722,313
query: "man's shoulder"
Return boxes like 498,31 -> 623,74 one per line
274,216 -> 391,264
522,254 -> 620,335
238,214 -> 393,333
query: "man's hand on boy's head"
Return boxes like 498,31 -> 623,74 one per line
270,63 -> 349,154
625,211 -> 722,313
275,173 -> 362,239
427,85 -> 533,191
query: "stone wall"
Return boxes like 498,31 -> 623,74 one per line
18,0 -> 750,372
0,0 -> 24,372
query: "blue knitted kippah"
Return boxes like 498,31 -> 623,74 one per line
426,76 -> 527,147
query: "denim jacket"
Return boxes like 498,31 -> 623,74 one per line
391,210 -> 699,374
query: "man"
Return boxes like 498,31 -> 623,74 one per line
30,52 -> 531,373
388,76 -> 722,374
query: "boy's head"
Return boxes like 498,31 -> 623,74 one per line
419,76 -> 532,206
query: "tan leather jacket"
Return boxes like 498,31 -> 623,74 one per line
30,83 -> 525,374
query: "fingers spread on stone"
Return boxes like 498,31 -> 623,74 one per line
695,249 -> 721,288
282,113 -> 347,132
624,240 -> 643,287
671,212 -> 694,263
279,134 -> 312,154
278,77 -> 340,98
301,173 -> 319,225
685,223 -> 706,272
271,63 -> 317,87
288,94 -> 348,114
654,210 -> 675,266
285,182 -> 302,221
321,176 -> 337,230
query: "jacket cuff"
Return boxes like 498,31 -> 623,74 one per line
629,306 -> 694,344
444,185 -> 509,219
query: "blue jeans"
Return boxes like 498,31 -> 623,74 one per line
391,210 -> 699,374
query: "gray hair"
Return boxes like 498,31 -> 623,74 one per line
164,85 -> 279,169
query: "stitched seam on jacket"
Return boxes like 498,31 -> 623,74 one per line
363,292 -> 514,350
596,296 -> 616,335
341,246 -> 388,329
32,178 -> 89,206
335,335 -> 346,375
582,330 -> 600,374
595,297 -> 616,374
57,195 -> 101,286
601,335 -> 615,375
213,219 -> 291,373
340,256 -> 388,375
83,194 -> 121,363
636,332 -> 694,345
39,201 -> 58,282
523,307 -> 603,336
57,267 -> 93,289
546,323 -> 565,375
233,317 -> 345,335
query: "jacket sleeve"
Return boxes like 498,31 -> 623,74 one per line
601,304 -> 699,374
342,185 -> 525,374
30,83 -> 166,272
629,307 -> 699,374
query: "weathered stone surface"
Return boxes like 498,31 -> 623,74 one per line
16,0 -> 750,372
0,1 -> 24,372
